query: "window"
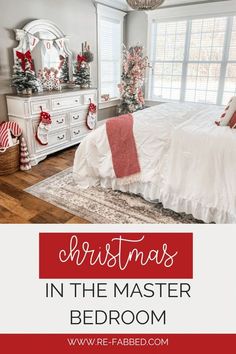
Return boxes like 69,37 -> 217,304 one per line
100,18 -> 121,98
150,15 -> 236,105
97,5 -> 125,102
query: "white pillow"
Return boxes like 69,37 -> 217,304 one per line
216,97 -> 236,126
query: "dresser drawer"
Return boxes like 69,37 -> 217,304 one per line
83,93 -> 96,105
35,129 -> 69,152
70,109 -> 87,125
71,123 -> 90,140
51,96 -> 81,110
51,114 -> 67,130
31,99 -> 50,115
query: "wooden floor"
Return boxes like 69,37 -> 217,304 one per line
0,147 -> 90,224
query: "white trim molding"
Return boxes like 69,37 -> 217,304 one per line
99,98 -> 120,109
95,0 -> 129,12
96,3 -> 126,109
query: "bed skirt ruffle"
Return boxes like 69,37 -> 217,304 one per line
74,175 -> 235,224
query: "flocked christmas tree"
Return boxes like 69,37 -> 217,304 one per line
24,58 -> 41,93
74,56 -> 90,88
12,58 -> 27,92
59,55 -> 69,83
12,57 -> 41,93
20,137 -> 31,171
118,45 -> 149,114
73,43 -> 93,88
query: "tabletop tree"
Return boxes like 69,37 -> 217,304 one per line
12,58 -> 27,93
74,55 -> 90,88
24,58 -> 41,93
59,55 -> 70,83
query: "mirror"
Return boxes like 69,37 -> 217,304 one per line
13,19 -> 72,85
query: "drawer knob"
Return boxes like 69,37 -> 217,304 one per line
75,99 -> 79,103
57,102 -> 60,105
56,119 -> 64,124
73,115 -> 79,120
57,134 -> 65,140
74,130 -> 80,135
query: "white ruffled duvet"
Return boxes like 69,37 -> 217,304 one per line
73,102 -> 236,223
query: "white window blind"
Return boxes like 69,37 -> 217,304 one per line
100,17 -> 122,99
150,15 -> 236,105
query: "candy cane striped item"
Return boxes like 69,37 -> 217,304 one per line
215,97 -> 236,126
0,121 -> 22,148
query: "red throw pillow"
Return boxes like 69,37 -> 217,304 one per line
228,111 -> 236,129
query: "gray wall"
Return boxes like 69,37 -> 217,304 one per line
0,0 -> 97,122
126,11 -> 148,50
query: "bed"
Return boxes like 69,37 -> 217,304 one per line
73,102 -> 236,224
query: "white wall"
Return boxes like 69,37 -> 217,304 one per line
0,0 -> 97,122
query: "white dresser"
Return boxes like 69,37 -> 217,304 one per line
6,88 -> 97,165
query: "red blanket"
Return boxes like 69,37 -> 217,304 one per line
106,113 -> 141,178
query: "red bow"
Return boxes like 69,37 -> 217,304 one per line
16,50 -> 33,71
77,54 -> 87,64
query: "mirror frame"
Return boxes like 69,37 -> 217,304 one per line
13,19 -> 73,82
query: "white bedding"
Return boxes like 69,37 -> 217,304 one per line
73,102 -> 236,223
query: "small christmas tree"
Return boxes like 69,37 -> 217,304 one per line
12,57 -> 40,93
118,45 -> 149,114
24,58 -> 40,93
74,60 -> 90,88
20,137 -> 31,171
59,55 -> 69,83
74,43 -> 93,88
12,58 -> 27,92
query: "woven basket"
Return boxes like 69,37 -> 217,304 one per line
0,143 -> 20,175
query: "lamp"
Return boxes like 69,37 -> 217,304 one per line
127,0 -> 165,11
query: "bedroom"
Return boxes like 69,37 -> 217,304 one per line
0,0 -> 236,224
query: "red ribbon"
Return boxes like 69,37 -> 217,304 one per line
16,50 -> 33,71
77,54 -> 87,63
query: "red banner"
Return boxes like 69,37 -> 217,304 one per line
39,233 -> 193,279
0,334 -> 235,354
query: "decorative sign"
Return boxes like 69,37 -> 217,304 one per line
42,40 -> 54,52
27,33 -> 40,51
55,37 -> 65,52
15,29 -> 66,52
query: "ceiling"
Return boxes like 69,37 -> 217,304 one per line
97,0 -> 230,11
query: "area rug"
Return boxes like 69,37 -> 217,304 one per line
25,168 -> 203,224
